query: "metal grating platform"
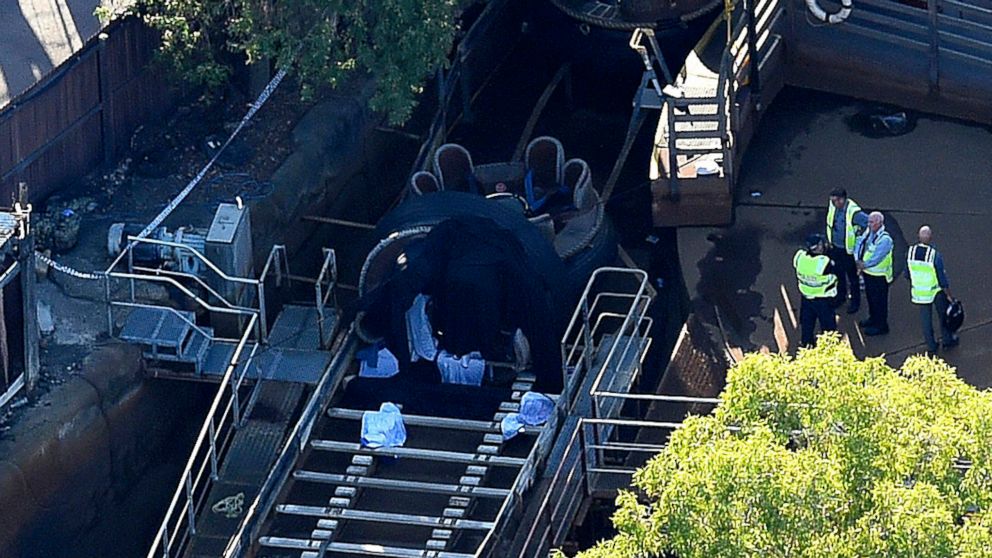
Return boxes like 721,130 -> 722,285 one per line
268,305 -> 337,351
185,381 -> 308,557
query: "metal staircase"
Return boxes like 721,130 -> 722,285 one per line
121,243 -> 345,558
119,307 -> 214,374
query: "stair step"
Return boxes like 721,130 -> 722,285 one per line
180,326 -> 213,366
119,307 -> 196,351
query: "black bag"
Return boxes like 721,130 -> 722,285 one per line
945,299 -> 964,333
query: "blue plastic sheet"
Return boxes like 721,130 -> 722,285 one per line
361,402 -> 407,449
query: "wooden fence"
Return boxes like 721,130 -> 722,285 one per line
0,16 -> 179,203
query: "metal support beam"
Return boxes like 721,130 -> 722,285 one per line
17,183 -> 39,393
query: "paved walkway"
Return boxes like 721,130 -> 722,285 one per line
680,88 -> 992,388
0,0 -> 108,107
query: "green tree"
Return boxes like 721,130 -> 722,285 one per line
573,333 -> 992,557
101,0 -> 460,124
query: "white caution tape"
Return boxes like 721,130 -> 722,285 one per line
37,66 -> 288,283
136,67 -> 288,240
34,251 -> 104,280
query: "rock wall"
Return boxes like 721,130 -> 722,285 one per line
0,344 -> 204,556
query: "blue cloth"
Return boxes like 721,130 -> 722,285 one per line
406,294 -> 438,362
361,402 -> 407,448
501,392 -> 555,440
359,347 -> 400,378
934,251 -> 949,289
436,351 -> 486,386
524,170 -> 571,213
830,201 -> 868,249
855,226 -> 893,269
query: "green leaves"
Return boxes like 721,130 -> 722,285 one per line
577,333 -> 992,557
135,0 -> 459,122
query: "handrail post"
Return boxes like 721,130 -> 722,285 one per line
208,417 -> 219,480
257,283 -> 267,343
105,273 -> 113,335
185,474 -> 197,536
127,246 -> 135,301
666,101 -> 680,201
745,0 -> 762,109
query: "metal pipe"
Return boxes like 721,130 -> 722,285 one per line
208,418 -> 219,480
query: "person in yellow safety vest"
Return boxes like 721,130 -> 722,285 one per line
826,188 -> 868,314
854,211 -> 893,336
907,225 -> 959,355
793,233 -> 838,347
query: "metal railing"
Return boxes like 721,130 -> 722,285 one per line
580,394 -> 721,493
653,0 -> 784,196
105,236 -> 268,342
222,326 -> 357,557
314,248 -> 338,350
560,267 -> 655,408
793,0 -> 992,75
147,313 -> 260,558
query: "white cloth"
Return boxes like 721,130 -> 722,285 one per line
361,402 -> 407,448
359,347 -> 399,378
436,350 -> 486,386
406,294 -> 438,362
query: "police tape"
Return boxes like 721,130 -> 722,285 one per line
32,66 -> 289,284
34,251 -> 105,280
136,66 -> 288,240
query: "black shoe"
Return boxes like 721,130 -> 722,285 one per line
863,326 -> 889,336
942,337 -> 960,349
846,303 -> 860,315
859,318 -> 873,327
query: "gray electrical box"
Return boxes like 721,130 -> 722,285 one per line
205,203 -> 255,337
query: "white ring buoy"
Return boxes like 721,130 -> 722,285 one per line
806,0 -> 852,23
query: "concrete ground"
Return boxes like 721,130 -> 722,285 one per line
0,0 -> 114,106
679,88 -> 992,388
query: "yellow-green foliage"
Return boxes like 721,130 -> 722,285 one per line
575,333 -> 992,558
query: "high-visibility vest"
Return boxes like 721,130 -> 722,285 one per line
861,230 -> 893,282
793,249 -> 838,299
826,199 -> 862,255
907,244 -> 941,304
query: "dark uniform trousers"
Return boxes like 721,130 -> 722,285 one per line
828,247 -> 860,307
863,274 -> 889,330
800,296 -> 837,347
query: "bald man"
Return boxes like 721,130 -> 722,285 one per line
907,226 -> 958,354
854,212 -> 893,336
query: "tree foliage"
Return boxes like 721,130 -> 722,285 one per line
575,333 -> 992,557
102,0 -> 460,123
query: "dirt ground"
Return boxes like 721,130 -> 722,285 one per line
2,80 -> 314,430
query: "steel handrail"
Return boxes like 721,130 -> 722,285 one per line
130,265 -> 256,314
257,245 -> 288,287
108,271 -> 257,318
314,248 -> 338,349
147,313 -> 258,558
123,236 -> 260,285
222,326 -> 358,558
